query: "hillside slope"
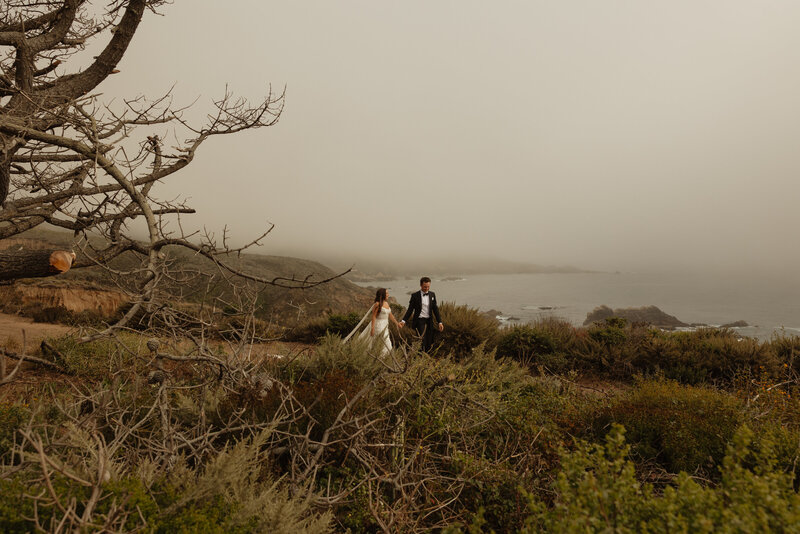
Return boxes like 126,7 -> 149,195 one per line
1,228 -> 374,322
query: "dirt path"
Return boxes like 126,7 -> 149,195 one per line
0,312 -> 72,348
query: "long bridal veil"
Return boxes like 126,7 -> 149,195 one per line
342,305 -> 375,343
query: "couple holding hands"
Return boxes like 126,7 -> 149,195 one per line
346,277 -> 444,354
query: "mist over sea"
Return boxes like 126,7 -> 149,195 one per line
360,272 -> 800,341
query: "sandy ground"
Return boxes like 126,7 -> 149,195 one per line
0,311 -> 312,358
0,312 -> 72,349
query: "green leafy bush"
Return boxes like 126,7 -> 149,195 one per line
496,324 -> 571,372
325,311 -> 362,337
522,424 -> 800,533
497,324 -> 555,359
44,333 -> 146,379
284,315 -> 329,343
30,305 -> 72,324
289,334 -> 385,382
591,379 -> 745,475
771,333 -> 800,373
0,432 -> 333,533
588,316 -> 628,346
0,403 -> 28,461
576,319 -> 655,378
663,328 -> 780,384
563,321 -> 782,385
286,312 -> 366,343
433,302 -> 500,359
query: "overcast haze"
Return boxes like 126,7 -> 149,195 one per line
100,1 -> 800,275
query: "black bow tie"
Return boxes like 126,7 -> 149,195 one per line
422,293 -> 429,297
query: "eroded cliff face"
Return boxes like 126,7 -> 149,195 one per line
0,284 -> 127,315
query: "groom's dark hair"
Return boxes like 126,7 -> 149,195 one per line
420,276 -> 431,285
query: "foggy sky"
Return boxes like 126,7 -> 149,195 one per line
99,1 -> 800,275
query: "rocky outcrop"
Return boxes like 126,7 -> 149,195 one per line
584,305 -> 688,328
721,320 -> 749,328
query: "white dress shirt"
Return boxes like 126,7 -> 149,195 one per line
419,291 -> 431,319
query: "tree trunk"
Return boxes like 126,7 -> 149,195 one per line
0,249 -> 75,282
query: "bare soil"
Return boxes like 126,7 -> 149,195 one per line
0,311 -> 72,348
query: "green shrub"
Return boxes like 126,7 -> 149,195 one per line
0,478 -> 44,533
564,322 -> 781,385
291,369 -> 365,439
31,305 -> 71,323
433,302 -> 500,359
496,324 -> 571,373
325,312 -> 362,337
663,328 -> 780,384
497,324 -> 555,359
522,424 -> 800,533
288,334 -> 385,382
450,453 -> 529,531
588,316 -> 628,346
771,333 -> 800,374
286,312 -> 366,343
0,403 -> 28,460
578,319 -> 655,378
0,433 -> 333,533
43,333 -> 148,379
741,420 -> 800,490
591,379 -> 745,475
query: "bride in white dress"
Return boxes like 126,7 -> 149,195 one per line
344,288 -> 401,355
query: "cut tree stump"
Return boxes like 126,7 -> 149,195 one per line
0,249 -> 76,282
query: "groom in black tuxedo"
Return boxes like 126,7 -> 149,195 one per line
400,276 -> 444,352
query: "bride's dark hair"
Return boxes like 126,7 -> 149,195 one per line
374,288 -> 387,312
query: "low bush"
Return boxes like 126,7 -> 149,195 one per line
325,311 -> 363,337
771,333 -> 800,373
664,328 -> 780,384
590,379 -> 745,475
0,434 -> 333,533
575,319 -> 655,378
30,305 -> 72,324
522,424 -> 800,533
287,334 -> 385,382
558,321 -> 783,385
496,324 -> 573,373
433,302 -> 500,359
0,402 -> 28,461
284,316 -> 329,343
43,333 -> 148,379
285,312 -> 367,343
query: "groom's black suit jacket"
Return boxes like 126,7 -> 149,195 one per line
402,291 -> 442,325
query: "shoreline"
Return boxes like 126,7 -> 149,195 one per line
354,272 -> 798,342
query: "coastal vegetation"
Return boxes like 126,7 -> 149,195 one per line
2,303 -> 799,532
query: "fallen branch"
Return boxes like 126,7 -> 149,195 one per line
1,347 -> 69,373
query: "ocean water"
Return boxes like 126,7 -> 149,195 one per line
362,272 -> 800,341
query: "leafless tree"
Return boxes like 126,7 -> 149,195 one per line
0,1 -> 343,334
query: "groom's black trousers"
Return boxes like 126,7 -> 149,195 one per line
413,317 -> 436,352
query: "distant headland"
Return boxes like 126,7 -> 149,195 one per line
346,258 -> 595,283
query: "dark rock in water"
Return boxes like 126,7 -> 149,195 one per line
584,305 -> 689,328
721,320 -> 749,328
480,309 -> 504,323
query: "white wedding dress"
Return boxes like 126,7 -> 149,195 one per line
344,305 -> 392,355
